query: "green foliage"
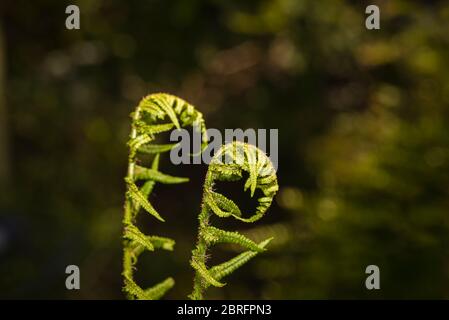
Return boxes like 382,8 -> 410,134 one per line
124,275 -> 175,300
123,93 -> 207,300
190,141 -> 279,300
6,0 -> 449,300
209,238 -> 273,282
124,94 -> 279,300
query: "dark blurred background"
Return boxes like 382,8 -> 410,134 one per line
1,0 -> 449,299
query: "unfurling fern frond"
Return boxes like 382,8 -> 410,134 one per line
123,93 -> 207,300
189,141 -> 279,300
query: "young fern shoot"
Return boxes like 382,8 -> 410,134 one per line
123,93 -> 207,300
189,141 -> 279,300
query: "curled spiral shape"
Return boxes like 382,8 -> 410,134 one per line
190,141 -> 279,300
123,93 -> 207,300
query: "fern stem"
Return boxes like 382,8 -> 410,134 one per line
191,206 -> 211,300
122,105 -> 140,298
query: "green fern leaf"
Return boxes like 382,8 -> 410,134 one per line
209,191 -> 241,216
134,121 -> 176,136
205,192 -> 233,218
243,144 -> 258,197
133,154 -> 160,213
124,224 -> 155,251
138,180 -> 155,202
123,276 -> 146,299
134,165 -> 189,184
126,177 -> 165,222
209,163 -> 242,181
191,259 -> 225,288
144,277 -> 175,300
128,134 -> 153,159
138,143 -> 179,154
148,236 -> 175,251
130,235 -> 175,258
209,238 -> 273,282
201,226 -> 265,252
148,95 -> 180,129
124,276 -> 174,300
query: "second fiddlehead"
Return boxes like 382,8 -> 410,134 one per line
189,141 -> 279,300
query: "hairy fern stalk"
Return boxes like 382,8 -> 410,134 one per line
189,141 -> 279,300
123,93 -> 207,300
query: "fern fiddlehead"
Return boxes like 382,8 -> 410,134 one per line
123,93 -> 207,299
189,141 -> 279,300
